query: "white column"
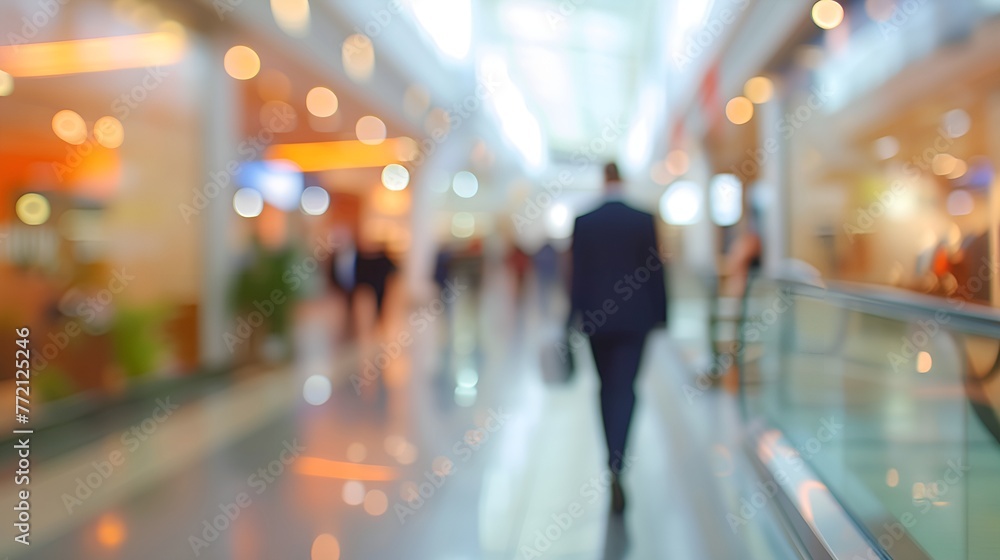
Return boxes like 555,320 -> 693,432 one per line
757,96 -> 788,275
198,36 -> 241,367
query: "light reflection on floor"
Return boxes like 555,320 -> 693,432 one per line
10,275 -> 796,559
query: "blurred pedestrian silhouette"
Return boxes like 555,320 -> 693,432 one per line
354,244 -> 397,324
570,162 -> 667,513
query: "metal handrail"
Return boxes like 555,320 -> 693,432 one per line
772,272 -> 1000,339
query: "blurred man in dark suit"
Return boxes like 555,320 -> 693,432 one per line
570,162 -> 667,513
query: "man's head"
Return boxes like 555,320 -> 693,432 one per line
604,162 -> 622,192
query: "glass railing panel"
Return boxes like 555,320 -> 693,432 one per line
740,277 -> 1000,559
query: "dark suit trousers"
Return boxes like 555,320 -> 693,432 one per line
589,332 -> 647,474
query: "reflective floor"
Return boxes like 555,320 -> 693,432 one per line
4,274 -> 798,559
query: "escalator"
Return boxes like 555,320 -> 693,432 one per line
737,273 -> 1000,559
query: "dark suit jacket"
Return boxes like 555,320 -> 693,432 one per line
570,200 -> 667,335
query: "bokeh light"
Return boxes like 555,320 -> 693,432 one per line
303,374 -> 332,405
546,204 -> 573,239
650,160 -> 672,186
812,0 -> 845,30
94,116 -> 125,149
16,193 -> 51,226
0,70 -> 13,96
271,0 -> 311,37
932,154 -> 958,176
948,159 -> 968,180
725,97 -> 754,125
665,150 -> 690,175
394,441 -> 418,465
306,87 -> 339,117
874,136 -> 899,160
660,180 -> 702,225
356,115 -> 387,145
342,481 -> 365,505
233,188 -> 264,218
946,189 -> 973,216
95,513 -> 127,549
886,468 -> 900,488
917,351 -> 932,373
300,186 -> 330,215
710,174 -> 743,227
943,109 -> 971,138
363,490 -> 388,516
744,76 -> 774,104
311,533 -> 341,560
395,137 -> 420,161
381,164 -> 410,191
224,45 -> 261,80
452,171 -> 478,198
52,109 -> 88,145
343,34 -> 375,82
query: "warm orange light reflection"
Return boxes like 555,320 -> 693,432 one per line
52,109 -> 87,145
294,456 -> 399,481
744,76 -> 774,104
311,533 -> 341,560
356,115 -> 387,145
917,351 -> 932,373
94,116 -> 125,149
363,490 -> 389,516
812,0 -> 845,30
665,150 -> 690,175
887,468 -> 900,488
265,137 -> 416,171
756,429 -> 782,464
726,96 -> 754,125
0,32 -> 185,77
797,480 -> 828,524
95,513 -> 127,549
225,45 -> 260,80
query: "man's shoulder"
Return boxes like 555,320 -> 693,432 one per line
581,201 -> 653,222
